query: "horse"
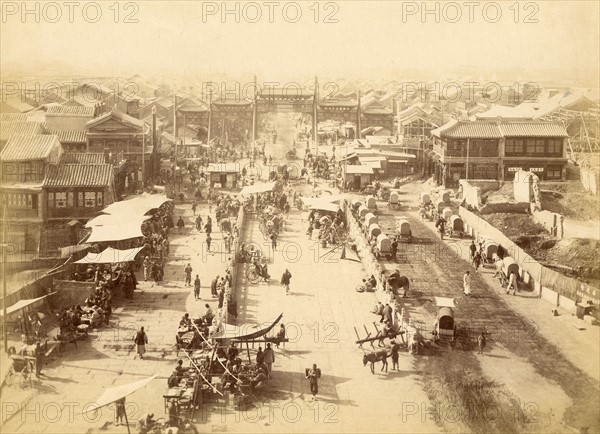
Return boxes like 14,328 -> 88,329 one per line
363,349 -> 389,374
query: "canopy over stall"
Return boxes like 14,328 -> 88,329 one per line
211,313 -> 283,341
301,197 -> 340,213
84,222 -> 145,243
74,246 -> 144,264
1,292 -> 56,316
83,375 -> 158,434
239,182 -> 277,195
101,194 -> 171,216
85,214 -> 151,229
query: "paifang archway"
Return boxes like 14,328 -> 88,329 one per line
175,79 -> 394,147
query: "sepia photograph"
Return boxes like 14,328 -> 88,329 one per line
0,1 -> 599,433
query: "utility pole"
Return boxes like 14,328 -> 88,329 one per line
141,127 -> 146,190
252,74 -> 257,150
356,90 -> 362,140
207,92 -> 213,147
313,76 -> 318,155
173,94 -> 178,161
152,105 -> 157,184
183,114 -> 186,157
466,137 -> 470,181
2,205 -> 6,351
250,75 -> 258,167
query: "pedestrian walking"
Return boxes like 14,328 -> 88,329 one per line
270,233 -> 278,251
192,201 -> 197,215
391,237 -> 398,260
306,223 -> 313,239
463,271 -> 471,296
305,364 -> 321,400
211,275 -> 219,297
134,327 -> 148,359
472,251 -> 482,273
206,234 -> 212,252
263,343 -> 275,378
390,340 -> 400,370
469,240 -> 477,261
506,271 -> 518,295
256,347 -> 265,364
194,275 -> 201,300
143,256 -> 151,281
177,216 -> 185,234
34,341 -> 44,377
184,263 -> 192,286
280,268 -> 292,295
196,215 -> 203,231
114,397 -> 126,426
204,222 -> 212,236
477,332 -> 487,355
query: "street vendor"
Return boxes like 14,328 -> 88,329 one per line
179,313 -> 192,328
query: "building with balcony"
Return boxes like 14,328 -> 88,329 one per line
430,119 -> 568,187
42,162 -> 115,248
0,134 -> 63,252
86,109 -> 155,189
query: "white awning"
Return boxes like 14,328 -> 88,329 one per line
239,182 -> 276,195
301,197 -> 340,212
86,214 -> 151,228
84,222 -> 145,243
101,194 -> 171,216
344,165 -> 374,175
83,375 -> 158,414
74,246 -> 144,264
1,292 -> 56,316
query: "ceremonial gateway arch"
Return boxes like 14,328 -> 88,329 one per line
175,78 -> 394,145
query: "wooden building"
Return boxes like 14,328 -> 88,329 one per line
430,119 -> 568,187
0,134 -> 63,252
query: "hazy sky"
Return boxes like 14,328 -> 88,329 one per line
1,1 -> 598,81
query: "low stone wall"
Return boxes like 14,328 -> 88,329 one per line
459,206 -> 600,318
459,180 -> 500,210
479,202 -> 529,215
532,209 -> 564,238
345,202 -> 397,323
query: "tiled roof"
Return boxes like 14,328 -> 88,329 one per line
1,134 -> 59,161
444,122 -> 503,138
319,100 -> 357,108
71,95 -> 98,107
1,121 -> 46,141
86,109 -> 145,129
499,122 -> 568,137
50,130 -> 87,143
2,98 -> 34,112
59,153 -> 104,164
43,164 -> 113,188
362,106 -> 393,115
1,113 -> 29,122
46,105 -> 95,116
432,119 -> 567,139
